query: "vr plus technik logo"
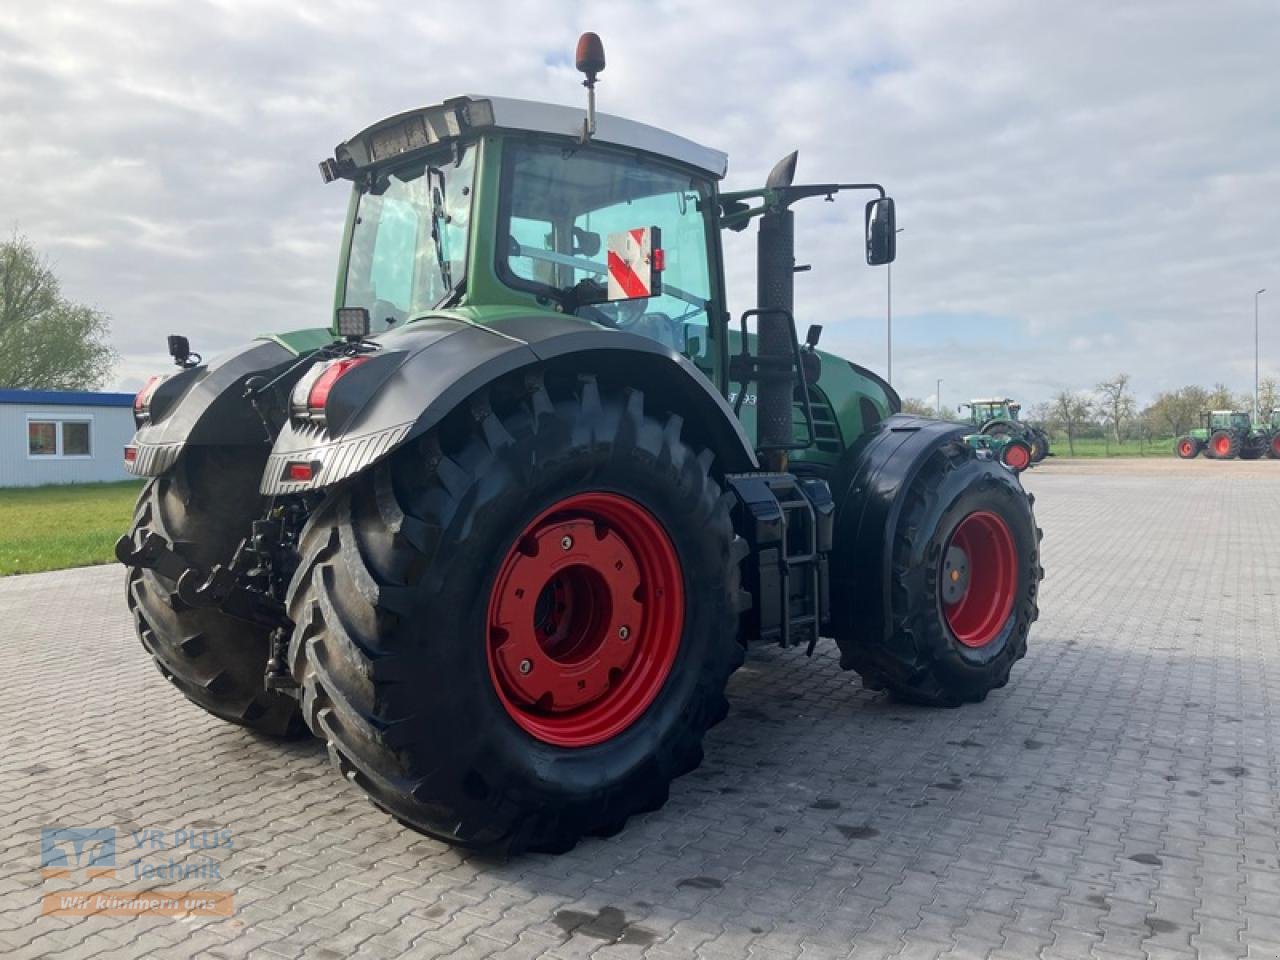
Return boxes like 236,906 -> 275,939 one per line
41,828 -> 116,879
39,825 -> 236,917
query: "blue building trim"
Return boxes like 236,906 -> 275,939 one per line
0,389 -> 134,408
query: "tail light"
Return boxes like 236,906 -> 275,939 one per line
292,356 -> 370,422
133,375 -> 168,422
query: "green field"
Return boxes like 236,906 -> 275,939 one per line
1042,436 -> 1176,458
0,481 -> 144,576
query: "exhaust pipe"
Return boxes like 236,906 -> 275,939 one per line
756,207 -> 796,472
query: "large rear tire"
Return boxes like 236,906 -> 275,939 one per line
1208,430 -> 1240,459
125,448 -> 305,737
286,376 -> 745,854
836,441 -> 1041,706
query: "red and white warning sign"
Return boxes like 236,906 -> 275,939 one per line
606,226 -> 663,301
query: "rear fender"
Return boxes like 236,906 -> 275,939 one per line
828,414 -> 969,649
261,314 -> 758,495
127,339 -> 306,476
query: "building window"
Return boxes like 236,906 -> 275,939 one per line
26,418 -> 94,459
28,421 -> 57,456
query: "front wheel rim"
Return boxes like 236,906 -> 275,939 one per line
1179,440 -> 1193,457
486,492 -> 684,747
940,511 -> 1018,648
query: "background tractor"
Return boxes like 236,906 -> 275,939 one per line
1265,409 -> 1280,459
116,34 -> 1042,854
1176,410 -> 1268,459
960,398 -> 1050,463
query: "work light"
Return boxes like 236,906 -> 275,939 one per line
336,307 -> 371,340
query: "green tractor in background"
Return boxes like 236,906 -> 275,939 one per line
960,398 -> 1050,463
1264,409 -> 1280,459
1176,410 -> 1269,460
115,34 -> 1042,854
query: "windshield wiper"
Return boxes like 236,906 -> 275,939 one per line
427,166 -> 453,295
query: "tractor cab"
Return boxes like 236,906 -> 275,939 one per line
963,398 -> 1016,426
1206,410 -> 1250,431
330,94 -> 725,364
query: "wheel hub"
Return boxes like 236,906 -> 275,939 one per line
941,510 -> 1017,648
486,492 -> 683,747
490,518 -> 642,712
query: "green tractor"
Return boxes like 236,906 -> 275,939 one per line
1176,410 -> 1268,460
116,35 -> 1042,854
1264,409 -> 1280,459
960,398 -> 1049,463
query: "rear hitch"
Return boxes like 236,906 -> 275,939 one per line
115,529 -> 287,629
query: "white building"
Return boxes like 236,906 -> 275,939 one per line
0,389 -> 137,487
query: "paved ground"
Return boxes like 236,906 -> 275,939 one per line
2,457 -> 1279,959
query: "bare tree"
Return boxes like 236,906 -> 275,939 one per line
1050,390 -> 1095,455
1206,383 -> 1236,409
900,397 -> 936,417
1095,373 -> 1135,442
1253,378 -> 1278,418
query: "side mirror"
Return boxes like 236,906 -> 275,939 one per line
865,197 -> 896,266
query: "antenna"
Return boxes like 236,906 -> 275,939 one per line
575,32 -> 606,141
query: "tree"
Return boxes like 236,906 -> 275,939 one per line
1096,373 -> 1135,443
901,396 -> 938,417
1252,378 -> 1278,417
0,235 -> 116,390
1206,383 -> 1236,409
1050,390 -> 1094,455
1143,385 -> 1207,438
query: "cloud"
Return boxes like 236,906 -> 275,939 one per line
1,0 -> 1277,407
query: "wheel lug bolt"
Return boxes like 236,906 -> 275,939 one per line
519,659 -> 532,674
618,626 -> 630,640
561,535 -> 573,551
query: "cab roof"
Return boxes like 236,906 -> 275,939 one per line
323,95 -> 729,182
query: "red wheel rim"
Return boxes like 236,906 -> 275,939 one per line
1002,443 -> 1030,471
1271,436 -> 1280,456
486,492 -> 683,747
1214,436 -> 1230,456
1179,440 -> 1193,457
940,511 -> 1018,649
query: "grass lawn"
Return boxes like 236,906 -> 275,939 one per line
0,480 -> 144,576
1045,436 -> 1176,458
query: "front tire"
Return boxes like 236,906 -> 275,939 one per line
125,448 -> 305,737
1175,437 -> 1201,459
286,376 -> 744,854
836,441 -> 1041,706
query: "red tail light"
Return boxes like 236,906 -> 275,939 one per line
297,356 -> 370,419
134,375 -> 165,415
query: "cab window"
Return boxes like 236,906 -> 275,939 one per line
500,141 -> 715,358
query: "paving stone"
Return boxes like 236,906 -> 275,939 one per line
1,459 -> 1277,960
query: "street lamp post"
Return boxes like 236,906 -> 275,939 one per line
1257,288 -> 1267,421
886,227 -> 905,386
936,378 -> 943,418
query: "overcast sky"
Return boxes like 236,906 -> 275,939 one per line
3,0 -> 1278,410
